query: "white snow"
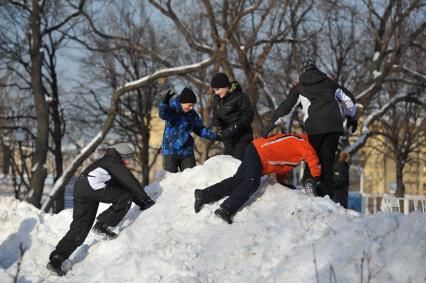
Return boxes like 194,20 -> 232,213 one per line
373,70 -> 382,78
373,52 -> 380,62
1,155 -> 426,282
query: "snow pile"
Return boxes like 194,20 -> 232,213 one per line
1,155 -> 426,282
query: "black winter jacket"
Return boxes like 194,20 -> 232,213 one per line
271,69 -> 355,135
80,148 -> 152,207
212,82 -> 254,141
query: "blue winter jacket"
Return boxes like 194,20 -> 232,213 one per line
159,96 -> 217,157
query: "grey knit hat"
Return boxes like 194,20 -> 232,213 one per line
301,58 -> 317,74
110,143 -> 135,160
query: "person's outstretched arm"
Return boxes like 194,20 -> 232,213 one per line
107,163 -> 154,209
263,85 -> 299,137
301,140 -> 321,178
192,112 -> 218,140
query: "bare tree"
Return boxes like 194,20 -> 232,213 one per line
0,0 -> 86,209
42,0 -> 240,211
366,94 -> 425,197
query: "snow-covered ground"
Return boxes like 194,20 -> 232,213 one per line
1,155 -> 425,283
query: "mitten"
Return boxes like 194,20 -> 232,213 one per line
346,116 -> 358,134
163,89 -> 175,104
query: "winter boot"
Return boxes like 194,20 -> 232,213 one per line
194,189 -> 205,213
92,222 -> 118,239
46,254 -> 65,276
214,207 -> 233,224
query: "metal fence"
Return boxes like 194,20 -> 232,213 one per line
362,193 -> 426,214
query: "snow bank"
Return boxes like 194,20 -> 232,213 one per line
1,155 -> 425,282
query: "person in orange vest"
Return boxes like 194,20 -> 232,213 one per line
194,133 -> 321,224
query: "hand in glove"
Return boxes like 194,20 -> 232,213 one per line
303,176 -> 321,197
220,124 -> 238,139
163,89 -> 175,104
262,123 -> 276,138
346,116 -> 358,134
215,132 -> 224,141
138,197 -> 155,211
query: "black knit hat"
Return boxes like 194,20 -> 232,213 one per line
301,58 -> 317,74
210,72 -> 230,88
179,87 -> 197,104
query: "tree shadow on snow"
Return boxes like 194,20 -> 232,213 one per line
0,218 -> 37,269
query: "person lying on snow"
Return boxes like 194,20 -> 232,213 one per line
47,143 -> 155,276
194,133 -> 321,224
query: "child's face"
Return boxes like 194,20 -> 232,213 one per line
122,159 -> 131,167
213,87 -> 228,98
181,103 -> 194,112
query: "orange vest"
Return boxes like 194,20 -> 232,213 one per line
252,134 -> 321,177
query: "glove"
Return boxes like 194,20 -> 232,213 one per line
163,89 -> 175,104
346,116 -> 358,134
138,198 -> 155,211
262,123 -> 276,138
215,132 -> 224,141
220,124 -> 238,139
303,176 -> 321,197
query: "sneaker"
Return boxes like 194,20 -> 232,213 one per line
46,255 -> 65,276
194,189 -> 204,213
214,208 -> 233,224
92,222 -> 118,239
304,180 -> 317,197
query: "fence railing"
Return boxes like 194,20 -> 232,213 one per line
362,193 -> 426,215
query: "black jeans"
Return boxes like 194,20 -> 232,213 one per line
202,143 -> 263,216
163,154 -> 196,173
50,178 -> 133,262
304,132 -> 341,198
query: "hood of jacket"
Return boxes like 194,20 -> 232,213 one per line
229,81 -> 242,93
299,69 -> 328,85
170,97 -> 184,112
103,148 -> 123,162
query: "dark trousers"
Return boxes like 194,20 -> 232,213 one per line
50,178 -> 133,261
223,137 -> 252,161
163,154 -> 196,173
334,186 -> 348,208
305,132 -> 340,198
202,143 -> 263,215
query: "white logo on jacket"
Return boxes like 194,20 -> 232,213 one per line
297,95 -> 311,122
87,167 -> 111,190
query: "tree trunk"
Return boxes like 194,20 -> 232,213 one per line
50,54 -> 65,213
141,126 -> 150,188
394,168 -> 405,198
52,103 -> 64,212
27,0 -> 49,208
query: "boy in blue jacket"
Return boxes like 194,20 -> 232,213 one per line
159,87 -> 219,173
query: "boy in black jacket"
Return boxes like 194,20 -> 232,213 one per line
263,59 -> 357,199
46,143 -> 154,276
210,72 -> 254,160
